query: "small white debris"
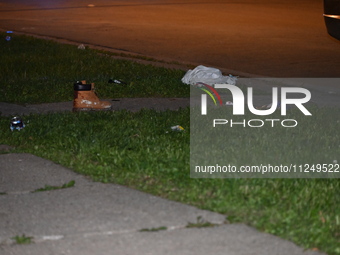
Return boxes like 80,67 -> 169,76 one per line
78,44 -> 85,50
171,125 -> 185,131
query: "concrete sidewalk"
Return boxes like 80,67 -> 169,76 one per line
0,153 -> 323,255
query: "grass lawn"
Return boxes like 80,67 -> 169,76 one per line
0,32 -> 339,255
0,33 -> 189,104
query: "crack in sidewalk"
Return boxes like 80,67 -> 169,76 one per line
0,220 -> 227,246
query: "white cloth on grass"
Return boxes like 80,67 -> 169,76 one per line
181,65 -> 237,86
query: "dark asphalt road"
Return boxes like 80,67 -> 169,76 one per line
0,0 -> 340,78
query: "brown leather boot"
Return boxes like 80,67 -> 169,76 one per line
73,81 -> 112,111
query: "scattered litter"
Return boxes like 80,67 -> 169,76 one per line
182,65 -> 237,86
108,79 -> 127,85
5,31 -> 12,41
10,116 -> 25,131
171,125 -> 185,132
225,101 -> 233,106
78,44 -> 86,50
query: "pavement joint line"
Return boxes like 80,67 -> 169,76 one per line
0,182 -> 83,195
1,191 -> 31,195
1,188 -> 76,195
0,221 -> 227,246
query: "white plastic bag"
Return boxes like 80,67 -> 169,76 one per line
181,65 -> 237,85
